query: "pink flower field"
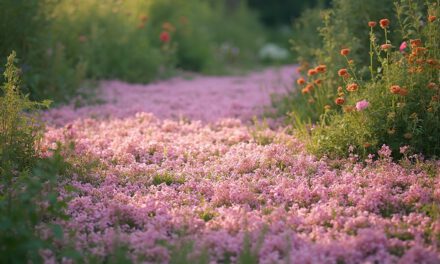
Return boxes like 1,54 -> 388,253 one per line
39,66 -> 440,263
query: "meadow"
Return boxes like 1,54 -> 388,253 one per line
1,0 -> 439,263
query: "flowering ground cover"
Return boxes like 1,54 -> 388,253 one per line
37,66 -> 440,263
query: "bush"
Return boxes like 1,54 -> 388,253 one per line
280,0 -> 439,158
0,0 -> 86,103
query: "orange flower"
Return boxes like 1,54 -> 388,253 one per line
428,15 -> 437,23
315,65 -> 327,73
301,84 -> 314,94
379,18 -> 390,29
398,87 -> 408,96
426,59 -> 438,65
381,44 -> 392,50
346,83 -> 358,92
337,86 -> 343,93
340,48 -> 350,56
160,31 -> 171,43
368,21 -> 377,27
414,47 -> 427,56
390,85 -> 401,94
314,79 -> 322,85
410,39 -> 422,47
427,82 -> 437,89
307,69 -> 318,76
297,78 -> 306,85
335,97 -> 345,105
338,68 -> 349,77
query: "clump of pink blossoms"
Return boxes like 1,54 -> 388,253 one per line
355,99 -> 369,111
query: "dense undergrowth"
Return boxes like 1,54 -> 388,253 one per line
276,0 -> 440,159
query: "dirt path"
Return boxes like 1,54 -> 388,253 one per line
45,66 -> 296,126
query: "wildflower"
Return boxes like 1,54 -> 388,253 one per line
363,143 -> 371,148
301,88 -> 309,94
428,15 -> 437,23
160,31 -> 170,43
297,78 -> 306,85
356,100 -> 369,111
427,107 -> 434,112
427,82 -> 437,89
390,85 -> 401,94
324,105 -> 331,110
348,59 -> 354,65
307,69 -> 318,76
340,48 -> 350,56
381,44 -> 392,50
379,18 -> 390,29
337,86 -> 343,93
368,21 -> 377,27
410,39 -> 422,47
335,97 -> 345,105
137,23 -> 145,29
338,68 -> 349,77
432,95 -> 439,102
346,83 -> 358,92
400,145 -> 409,154
302,84 -> 314,94
426,59 -> 438,66
399,87 -> 408,96
399,41 -> 408,53
314,79 -> 322,85
316,65 -> 327,73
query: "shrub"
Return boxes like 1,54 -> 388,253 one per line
281,0 -> 440,158
0,52 -> 74,263
0,0 -> 86,103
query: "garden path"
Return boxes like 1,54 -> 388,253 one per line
44,65 -> 296,126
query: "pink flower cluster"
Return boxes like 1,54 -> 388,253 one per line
41,112 -> 440,263
38,66 -> 440,263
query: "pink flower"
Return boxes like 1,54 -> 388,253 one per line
399,41 -> 407,53
355,100 -> 369,111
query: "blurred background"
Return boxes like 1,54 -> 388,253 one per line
0,0 -> 328,104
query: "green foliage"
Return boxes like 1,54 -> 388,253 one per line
0,0 -> 86,103
0,53 -> 73,263
281,0 -> 440,159
0,51 -> 50,171
2,0 -> 269,103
